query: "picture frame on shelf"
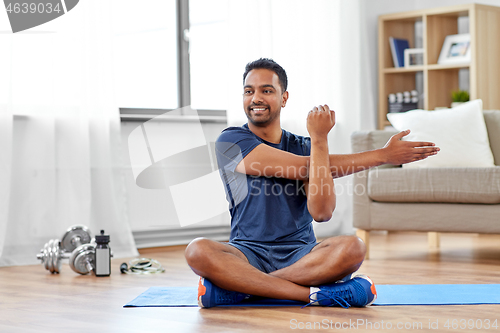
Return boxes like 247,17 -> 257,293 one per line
438,33 -> 471,65
404,48 -> 424,67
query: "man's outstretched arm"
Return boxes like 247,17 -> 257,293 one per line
235,130 -> 439,180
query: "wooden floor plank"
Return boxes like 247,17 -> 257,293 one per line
1,232 -> 499,332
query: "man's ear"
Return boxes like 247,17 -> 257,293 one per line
281,91 -> 289,108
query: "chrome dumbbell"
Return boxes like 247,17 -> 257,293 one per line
60,225 -> 92,253
69,243 -> 96,275
36,239 -> 69,274
36,225 -> 93,274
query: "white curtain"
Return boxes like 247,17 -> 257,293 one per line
226,0 -> 373,236
0,0 -> 138,266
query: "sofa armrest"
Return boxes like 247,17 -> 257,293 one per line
351,129 -> 398,231
484,110 -> 500,166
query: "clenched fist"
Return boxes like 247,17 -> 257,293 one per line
307,104 -> 335,140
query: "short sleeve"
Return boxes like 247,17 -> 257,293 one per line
302,137 -> 311,156
215,127 -> 262,173
282,130 -> 311,157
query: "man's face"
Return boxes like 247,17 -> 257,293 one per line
243,68 -> 288,127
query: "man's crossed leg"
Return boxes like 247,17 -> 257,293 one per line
185,235 -> 376,308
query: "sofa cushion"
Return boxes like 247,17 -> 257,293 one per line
367,167 -> 500,204
387,100 -> 495,169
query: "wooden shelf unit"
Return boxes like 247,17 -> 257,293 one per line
378,3 -> 500,129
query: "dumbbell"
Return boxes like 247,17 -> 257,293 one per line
37,241 -> 97,275
36,239 -> 68,274
36,225 -> 92,274
69,243 -> 96,275
60,225 -> 92,253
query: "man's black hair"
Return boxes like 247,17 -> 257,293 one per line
243,58 -> 288,93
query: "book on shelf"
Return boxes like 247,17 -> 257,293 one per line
389,37 -> 409,68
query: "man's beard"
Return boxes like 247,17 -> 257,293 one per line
245,104 -> 280,127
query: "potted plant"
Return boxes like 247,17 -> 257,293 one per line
451,90 -> 470,108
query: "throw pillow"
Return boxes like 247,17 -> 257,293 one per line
387,99 -> 495,168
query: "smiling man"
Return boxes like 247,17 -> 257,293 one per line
185,58 -> 439,308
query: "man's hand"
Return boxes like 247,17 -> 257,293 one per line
382,130 -> 440,165
307,105 -> 335,140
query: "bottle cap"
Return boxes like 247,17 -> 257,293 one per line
95,229 -> 110,244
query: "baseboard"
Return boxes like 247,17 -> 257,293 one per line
132,226 -> 231,249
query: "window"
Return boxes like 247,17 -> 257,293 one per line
112,0 -> 178,110
188,0 -> 228,111
113,0 -> 228,115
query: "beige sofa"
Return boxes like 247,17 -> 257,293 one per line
351,110 -> 500,259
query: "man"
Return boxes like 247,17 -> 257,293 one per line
185,58 -> 439,308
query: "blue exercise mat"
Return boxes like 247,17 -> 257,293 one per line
124,284 -> 500,307
375,284 -> 500,305
124,287 -> 303,307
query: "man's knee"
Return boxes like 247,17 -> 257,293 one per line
350,235 -> 367,263
185,237 -> 212,268
324,235 -> 366,264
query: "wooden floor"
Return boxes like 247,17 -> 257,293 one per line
1,232 -> 500,333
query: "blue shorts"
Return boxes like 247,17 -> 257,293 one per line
228,240 -> 318,273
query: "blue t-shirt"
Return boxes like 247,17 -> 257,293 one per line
215,124 -> 316,244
